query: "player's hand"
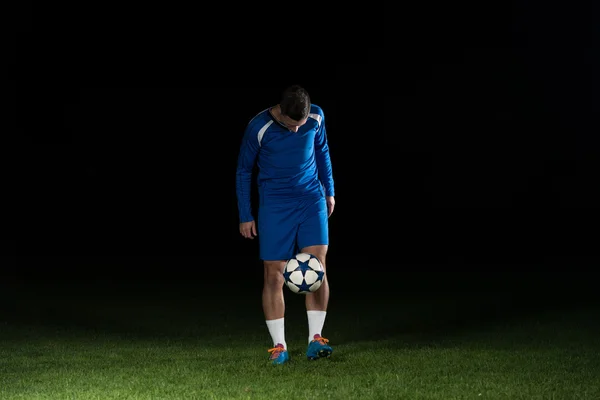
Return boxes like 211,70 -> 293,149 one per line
240,220 -> 257,239
326,196 -> 335,218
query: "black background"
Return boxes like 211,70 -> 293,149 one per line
8,2 -> 599,302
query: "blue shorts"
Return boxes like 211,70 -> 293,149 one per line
258,196 -> 329,261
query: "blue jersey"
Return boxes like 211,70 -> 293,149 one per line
236,104 -> 335,223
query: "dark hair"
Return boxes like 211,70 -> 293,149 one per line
280,85 -> 311,121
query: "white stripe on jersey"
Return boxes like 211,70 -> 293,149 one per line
257,120 -> 274,146
308,113 -> 322,129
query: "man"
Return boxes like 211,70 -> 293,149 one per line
235,85 -> 335,365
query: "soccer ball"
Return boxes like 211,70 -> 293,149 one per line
283,253 -> 325,294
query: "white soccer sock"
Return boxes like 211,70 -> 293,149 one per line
307,310 -> 327,343
265,318 -> 286,350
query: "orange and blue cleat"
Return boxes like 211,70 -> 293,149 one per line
268,343 -> 290,365
306,334 -> 333,360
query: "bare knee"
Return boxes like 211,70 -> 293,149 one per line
300,245 -> 328,270
263,260 -> 285,289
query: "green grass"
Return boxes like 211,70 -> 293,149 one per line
1,281 -> 599,399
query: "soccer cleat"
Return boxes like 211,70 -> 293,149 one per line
306,334 -> 333,360
268,343 -> 290,365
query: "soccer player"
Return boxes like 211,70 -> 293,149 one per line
236,85 -> 335,365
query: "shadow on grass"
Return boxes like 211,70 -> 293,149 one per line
1,277 -> 598,351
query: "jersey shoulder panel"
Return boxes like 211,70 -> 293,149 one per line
246,108 -> 276,146
308,104 -> 324,118
246,108 -> 271,131
308,104 -> 325,130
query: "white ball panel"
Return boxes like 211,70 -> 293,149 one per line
289,271 -> 304,285
304,270 -> 318,284
310,280 -> 323,292
286,282 -> 300,293
295,253 -> 311,262
308,258 -> 322,271
286,259 -> 299,272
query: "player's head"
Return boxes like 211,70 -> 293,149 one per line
280,85 -> 311,122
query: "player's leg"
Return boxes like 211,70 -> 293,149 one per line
297,197 -> 333,360
263,260 -> 286,344
302,244 -> 329,314
300,244 -> 332,360
263,259 -> 290,365
262,260 -> 287,321
258,202 -> 297,365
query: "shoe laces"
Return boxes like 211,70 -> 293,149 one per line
313,335 -> 329,345
268,344 -> 285,359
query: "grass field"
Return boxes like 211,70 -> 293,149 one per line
1,272 -> 599,399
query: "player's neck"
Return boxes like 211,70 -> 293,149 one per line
269,104 -> 281,119
269,105 -> 287,128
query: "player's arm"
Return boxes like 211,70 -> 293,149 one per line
236,124 -> 260,237
314,111 -> 334,196
314,111 -> 335,212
